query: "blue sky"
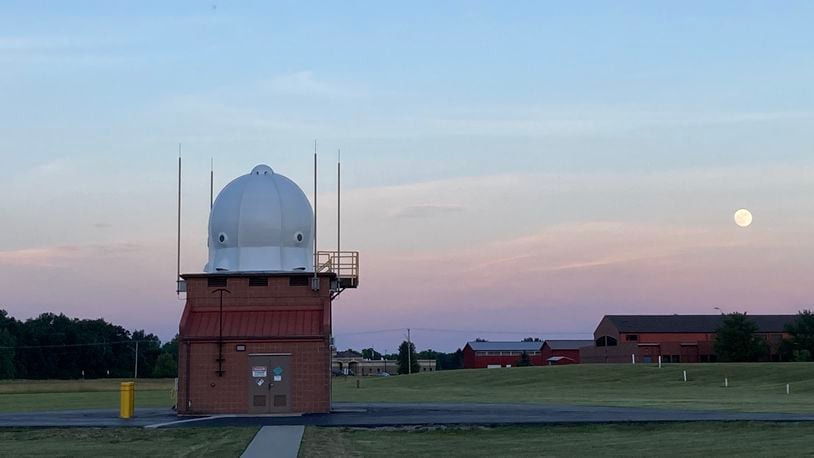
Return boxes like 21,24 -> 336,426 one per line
1,2 -> 812,351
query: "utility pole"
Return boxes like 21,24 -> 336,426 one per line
407,328 -> 412,375
134,341 -> 139,379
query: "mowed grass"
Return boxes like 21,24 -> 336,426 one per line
0,427 -> 257,457
0,378 -> 175,413
333,363 -> 814,413
299,422 -> 814,457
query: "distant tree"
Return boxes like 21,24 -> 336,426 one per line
784,310 -> 814,361
0,329 -> 15,379
0,311 -> 17,379
474,338 -> 488,342
132,330 -> 162,378
397,340 -> 420,375
516,351 -> 532,367
152,353 -> 177,378
522,337 -> 542,342
714,313 -> 767,362
361,348 -> 382,360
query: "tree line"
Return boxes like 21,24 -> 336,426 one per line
0,310 -> 177,379
715,310 -> 814,362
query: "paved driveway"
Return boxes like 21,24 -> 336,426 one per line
1,403 -> 813,428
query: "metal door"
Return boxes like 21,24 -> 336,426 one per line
248,354 -> 292,414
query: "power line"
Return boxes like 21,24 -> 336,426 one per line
334,327 -> 593,338
0,339 -> 159,350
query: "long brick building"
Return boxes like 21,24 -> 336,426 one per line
580,314 -> 795,364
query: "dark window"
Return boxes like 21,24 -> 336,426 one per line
662,355 -> 671,363
626,335 -> 639,341
289,276 -> 309,286
249,277 -> 268,287
671,355 -> 680,363
596,336 -> 618,347
208,277 -> 227,287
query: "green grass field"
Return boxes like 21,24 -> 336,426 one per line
0,378 -> 175,413
0,427 -> 257,457
332,363 -> 814,413
299,422 -> 814,457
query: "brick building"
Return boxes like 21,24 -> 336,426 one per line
176,164 -> 357,415
463,340 -> 592,368
541,340 -> 593,365
580,315 -> 795,364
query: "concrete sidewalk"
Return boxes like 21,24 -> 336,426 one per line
240,425 -> 304,458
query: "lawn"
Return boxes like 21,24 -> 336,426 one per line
0,378 -> 175,413
299,422 -> 814,457
0,427 -> 257,457
332,363 -> 814,413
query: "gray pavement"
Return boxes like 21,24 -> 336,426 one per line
0,404 -> 813,429
240,426 -> 304,458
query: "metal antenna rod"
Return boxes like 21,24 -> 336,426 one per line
337,148 -> 341,282
313,140 -> 318,285
210,157 -> 214,210
176,144 -> 182,295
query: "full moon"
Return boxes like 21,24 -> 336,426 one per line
734,209 -> 753,228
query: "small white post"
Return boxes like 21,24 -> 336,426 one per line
683,370 -> 687,382
724,377 -> 728,388
632,354 -> 636,365
658,355 -> 662,368
787,384 -> 790,395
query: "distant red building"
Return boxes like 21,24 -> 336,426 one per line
463,340 -> 594,368
541,340 -> 593,365
580,315 -> 795,364
463,341 -> 544,368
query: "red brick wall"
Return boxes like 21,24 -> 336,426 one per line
178,273 -> 333,415
178,339 -> 330,414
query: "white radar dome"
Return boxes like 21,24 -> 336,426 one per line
204,164 -> 314,272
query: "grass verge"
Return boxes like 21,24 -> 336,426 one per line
0,379 -> 175,413
300,422 -> 814,457
0,427 -> 258,457
333,363 -> 814,413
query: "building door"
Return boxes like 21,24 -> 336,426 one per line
248,354 -> 292,414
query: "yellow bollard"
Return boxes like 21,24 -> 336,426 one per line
120,382 -> 135,419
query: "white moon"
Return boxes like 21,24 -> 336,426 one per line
734,209 -> 753,227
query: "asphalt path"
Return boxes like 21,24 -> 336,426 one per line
1,403 -> 814,428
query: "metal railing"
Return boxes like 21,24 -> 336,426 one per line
316,251 -> 359,288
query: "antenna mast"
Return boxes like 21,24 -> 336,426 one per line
337,148 -> 341,284
312,140 -> 319,289
176,144 -> 182,295
210,157 -> 214,210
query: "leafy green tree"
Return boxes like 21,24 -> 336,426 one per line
397,340 -> 420,375
0,329 -> 16,379
132,330 -> 162,378
714,312 -> 767,362
516,351 -> 533,367
522,337 -> 542,342
784,310 -> 814,361
361,348 -> 382,360
152,352 -> 177,378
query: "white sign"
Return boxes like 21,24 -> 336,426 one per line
273,375 -> 282,382
252,366 -> 268,378
256,378 -> 264,386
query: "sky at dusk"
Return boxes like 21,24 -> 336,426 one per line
1,2 -> 813,352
